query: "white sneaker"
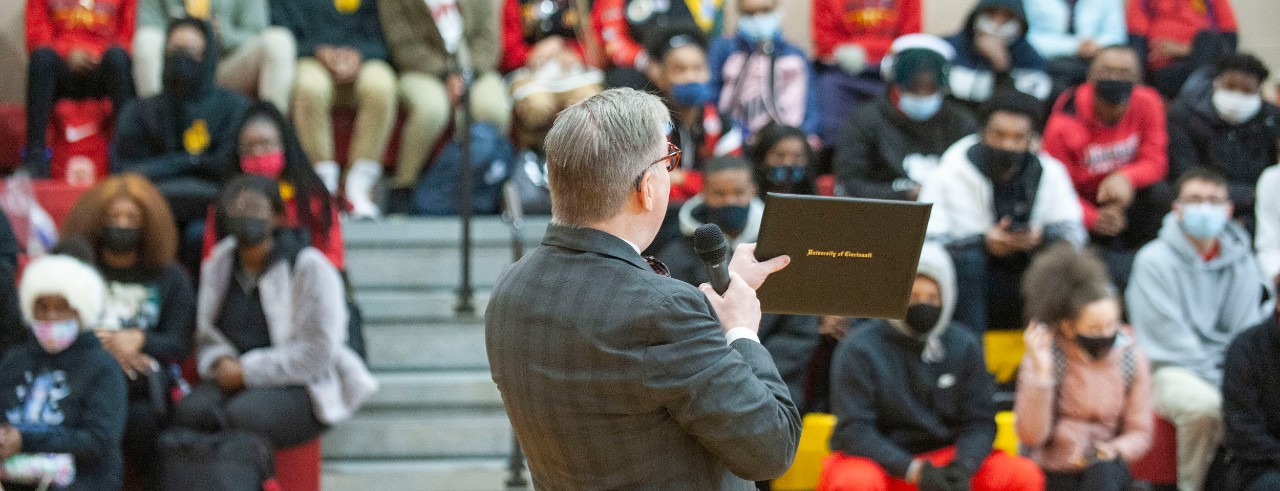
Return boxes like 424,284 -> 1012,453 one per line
345,159 -> 383,220
314,161 -> 340,194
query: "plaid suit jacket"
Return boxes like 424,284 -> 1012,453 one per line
487,224 -> 802,490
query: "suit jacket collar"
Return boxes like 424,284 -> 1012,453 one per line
542,223 -> 652,272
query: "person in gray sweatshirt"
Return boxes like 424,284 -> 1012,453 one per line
1125,166 -> 1275,491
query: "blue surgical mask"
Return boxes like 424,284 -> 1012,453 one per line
671,81 -> 714,107
1180,202 -> 1231,240
898,93 -> 943,121
738,12 -> 781,43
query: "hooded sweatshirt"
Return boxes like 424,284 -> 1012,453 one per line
829,242 -> 997,478
1126,213 -> 1274,387
111,19 -> 249,210
1014,328 -> 1153,472
1023,0 -> 1127,59
1167,91 -> 1280,218
833,96 -> 977,201
1126,0 -> 1238,71
26,0 -> 135,58
654,195 -> 817,408
811,0 -> 921,63
0,333 -> 127,491
1043,82 -> 1168,230
945,0 -> 1052,103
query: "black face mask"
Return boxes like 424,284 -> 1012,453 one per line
163,52 -> 203,99
101,226 -> 141,253
980,143 -> 1025,183
228,216 -> 270,247
904,303 -> 943,337
1094,79 -> 1134,105
701,204 -> 751,236
1075,333 -> 1117,360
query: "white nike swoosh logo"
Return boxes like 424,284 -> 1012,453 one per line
65,124 -> 98,143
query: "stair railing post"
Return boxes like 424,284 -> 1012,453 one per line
454,61 -> 475,316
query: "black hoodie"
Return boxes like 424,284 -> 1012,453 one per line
111,19 -> 249,221
0,333 -> 127,491
0,213 -> 25,357
1167,91 -> 1280,218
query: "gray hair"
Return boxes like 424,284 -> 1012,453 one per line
544,88 -> 672,226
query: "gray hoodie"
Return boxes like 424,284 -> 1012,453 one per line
889,241 -> 958,363
1126,213 -> 1274,386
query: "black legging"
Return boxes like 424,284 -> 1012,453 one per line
1045,459 -> 1131,491
173,384 -> 327,449
24,46 -> 134,174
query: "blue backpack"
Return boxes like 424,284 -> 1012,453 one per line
413,122 -> 513,215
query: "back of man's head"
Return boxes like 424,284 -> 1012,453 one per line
545,88 -> 672,227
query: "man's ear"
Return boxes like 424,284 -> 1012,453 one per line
639,170 -> 656,212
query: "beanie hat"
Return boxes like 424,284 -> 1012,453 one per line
19,254 -> 106,329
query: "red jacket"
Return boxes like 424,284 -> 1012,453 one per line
811,0 -> 920,63
1043,83 -> 1169,230
26,0 -> 135,58
1126,0 -> 1237,70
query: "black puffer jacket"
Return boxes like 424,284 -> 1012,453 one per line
1167,92 -> 1280,217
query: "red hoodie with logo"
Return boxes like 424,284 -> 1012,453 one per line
1126,0 -> 1238,71
27,0 -> 136,58
1043,82 -> 1168,230
811,0 -> 921,63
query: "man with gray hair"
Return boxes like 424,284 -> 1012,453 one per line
486,88 -> 801,489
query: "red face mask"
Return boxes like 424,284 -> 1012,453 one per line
241,151 -> 285,178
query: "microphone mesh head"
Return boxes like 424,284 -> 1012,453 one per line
693,224 -> 728,263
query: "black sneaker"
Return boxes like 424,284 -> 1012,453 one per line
384,187 -> 415,216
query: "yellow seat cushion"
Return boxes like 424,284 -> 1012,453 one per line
772,413 -> 837,491
984,330 -> 1026,384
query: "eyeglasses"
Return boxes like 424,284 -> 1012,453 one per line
1177,197 -> 1230,206
633,142 -> 683,191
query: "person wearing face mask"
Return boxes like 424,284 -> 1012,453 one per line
59,174 -> 195,491
1126,166 -> 1275,491
0,254 -> 127,490
834,35 -> 977,202
112,18 -> 250,271
593,0 -> 725,90
920,90 -> 1085,335
1044,46 -> 1172,291
751,123 -> 814,196
1221,296 -> 1280,491
944,0 -> 1051,113
655,157 -> 819,412
173,176 -> 376,450
708,0 -> 817,139
201,102 -> 343,270
1022,0 -> 1127,101
1126,0 -> 1239,100
820,242 -> 1044,491
810,0 -> 922,147
1016,245 -> 1153,491
1167,53 -> 1279,230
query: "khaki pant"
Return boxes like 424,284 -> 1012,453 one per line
292,57 -> 397,165
1153,366 -> 1223,491
394,71 -> 509,189
132,26 -> 297,111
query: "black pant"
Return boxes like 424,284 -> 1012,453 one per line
173,383 -> 326,449
1150,31 -> 1230,100
24,46 -> 134,174
1091,181 -> 1175,291
125,396 -> 163,491
1045,459 -> 1131,491
1248,470 -> 1280,491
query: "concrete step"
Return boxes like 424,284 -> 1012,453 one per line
364,322 -> 487,372
364,371 -> 501,410
355,290 -> 491,324
323,409 -> 512,460
343,216 -> 549,249
322,458 -> 515,491
345,246 -> 515,290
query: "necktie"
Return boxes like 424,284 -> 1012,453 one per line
644,256 -> 671,277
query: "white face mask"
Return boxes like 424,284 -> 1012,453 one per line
976,15 -> 1021,45
1212,89 -> 1262,124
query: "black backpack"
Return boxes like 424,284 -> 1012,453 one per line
158,427 -> 280,491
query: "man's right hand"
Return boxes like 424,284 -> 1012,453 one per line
1094,205 -> 1128,237
985,217 -> 1017,257
729,243 -> 790,290
700,271 -> 762,336
67,49 -> 96,74
213,357 -> 246,392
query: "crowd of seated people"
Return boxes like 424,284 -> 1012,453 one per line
6,0 -> 1280,489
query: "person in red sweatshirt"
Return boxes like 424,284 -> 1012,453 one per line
811,0 -> 921,146
593,0 -> 725,90
1043,46 -> 1172,290
24,0 -> 137,177
1126,0 -> 1238,100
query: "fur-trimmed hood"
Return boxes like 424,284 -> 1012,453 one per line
19,254 -> 105,329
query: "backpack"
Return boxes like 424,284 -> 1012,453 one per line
413,122 -> 513,216
158,427 -> 281,491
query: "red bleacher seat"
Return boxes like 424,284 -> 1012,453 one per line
274,439 -> 322,491
1130,414 -> 1178,485
0,104 -> 24,172
32,179 -> 90,228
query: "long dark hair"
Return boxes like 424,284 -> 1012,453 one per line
749,123 -> 814,196
232,102 -> 332,236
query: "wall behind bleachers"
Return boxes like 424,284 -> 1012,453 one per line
1,0 -> 1277,104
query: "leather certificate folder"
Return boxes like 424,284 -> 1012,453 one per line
754,193 -> 932,319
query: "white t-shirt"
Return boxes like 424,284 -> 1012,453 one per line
425,0 -> 464,54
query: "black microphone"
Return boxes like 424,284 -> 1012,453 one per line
693,223 -> 731,295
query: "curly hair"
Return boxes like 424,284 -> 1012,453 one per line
1021,244 -> 1115,328
62,174 -> 179,271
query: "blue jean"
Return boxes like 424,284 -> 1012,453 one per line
949,242 -> 1031,335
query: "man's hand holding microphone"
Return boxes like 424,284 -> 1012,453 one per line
692,224 -> 791,337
